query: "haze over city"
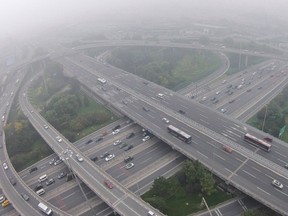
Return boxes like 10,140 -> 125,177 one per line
0,0 -> 288,38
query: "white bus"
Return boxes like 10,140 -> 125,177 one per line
38,202 -> 53,215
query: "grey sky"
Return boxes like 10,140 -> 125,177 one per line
0,0 -> 287,38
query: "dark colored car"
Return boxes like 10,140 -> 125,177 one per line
126,132 -> 135,139
113,125 -> 121,131
29,167 -> 38,173
34,184 -> 43,191
178,110 -> 185,114
142,107 -> 150,112
124,145 -> 133,151
9,177 -> 16,186
95,137 -> 103,142
100,152 -> 110,159
264,137 -> 273,142
85,139 -> 93,144
124,156 -> 133,163
90,156 -> 98,162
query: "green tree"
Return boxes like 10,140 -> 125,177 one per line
199,172 -> 216,196
143,196 -> 168,214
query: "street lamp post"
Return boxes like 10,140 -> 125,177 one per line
62,149 -> 97,216
262,105 -> 268,131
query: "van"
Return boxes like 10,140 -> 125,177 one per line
36,188 -> 45,196
38,174 -> 48,183
38,202 -> 53,215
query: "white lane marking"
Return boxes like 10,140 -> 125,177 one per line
251,166 -> 261,173
221,133 -> 237,141
225,168 -> 232,173
277,158 -> 287,164
197,151 -> 208,159
242,170 -> 256,178
265,173 -> 274,180
235,156 -> 245,163
194,140 -> 199,145
199,119 -> 209,125
257,187 -> 271,196
226,129 -> 241,138
238,199 -> 248,211
200,114 -> 208,119
62,192 -> 76,200
275,151 -> 287,158
278,190 -> 288,197
213,153 -> 226,161
215,208 -> 222,216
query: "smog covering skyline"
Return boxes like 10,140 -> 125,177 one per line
0,0 -> 288,38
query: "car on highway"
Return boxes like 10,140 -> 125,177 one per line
104,179 -> 113,189
162,118 -> 169,124
43,124 -> 49,129
285,164 -> 288,169
142,106 -> 150,112
56,136 -> 62,143
2,200 -> 10,207
216,91 -> 221,95
49,157 -> 57,165
228,99 -> 235,103
221,108 -> 227,113
90,156 -> 98,162
46,178 -> 55,186
85,139 -> 93,144
112,129 -> 120,135
125,162 -> 134,169
119,142 -> 128,149
113,124 -> 121,131
105,154 -> 115,162
178,110 -> 186,114
148,210 -> 156,216
264,137 -> 273,142
100,152 -> 110,159
34,184 -> 43,191
3,162 -> 8,170
113,139 -> 122,146
124,145 -> 133,151
95,137 -> 103,142
21,193 -> 29,201
9,176 -> 16,186
124,156 -> 133,163
272,179 -> 283,189
142,136 -> 150,142
76,154 -> 84,162
223,146 -> 232,153
54,159 -> 63,166
58,171 -> 67,179
29,166 -> 38,173
200,96 -> 207,102
126,132 -> 135,139
0,195 -> 5,203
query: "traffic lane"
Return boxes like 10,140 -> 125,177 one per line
126,101 -> 247,171
106,141 -> 169,174
80,201 -> 110,216
234,162 -> 288,208
128,154 -> 187,193
110,143 -> 172,182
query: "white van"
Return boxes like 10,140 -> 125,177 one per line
38,174 -> 48,183
36,188 -> 45,196
1,116 -> 4,122
38,202 -> 52,215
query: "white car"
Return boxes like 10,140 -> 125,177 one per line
76,154 -> 84,162
105,154 -> 115,162
56,136 -> 62,143
112,129 -> 120,135
0,195 -> 5,203
221,108 -> 227,113
113,140 -> 122,146
142,136 -> 150,142
162,118 -> 170,124
43,125 -> 49,129
216,91 -> 221,95
125,162 -> 134,169
3,163 -> 8,170
272,179 -> 283,189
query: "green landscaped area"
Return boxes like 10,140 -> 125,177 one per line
105,47 -> 222,91
5,61 -> 118,171
247,84 -> 288,143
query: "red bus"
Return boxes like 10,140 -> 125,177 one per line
244,133 -> 271,152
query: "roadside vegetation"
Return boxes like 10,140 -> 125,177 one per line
142,160 -> 232,216
106,47 -> 222,91
247,84 -> 288,142
5,59 -> 117,171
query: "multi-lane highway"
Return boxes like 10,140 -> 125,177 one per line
2,40 -> 288,215
56,53 -> 288,215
